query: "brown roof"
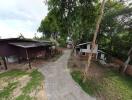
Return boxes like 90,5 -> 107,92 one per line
0,38 -> 38,43
9,42 -> 51,48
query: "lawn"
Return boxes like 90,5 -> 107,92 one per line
0,69 -> 46,100
71,62 -> 132,100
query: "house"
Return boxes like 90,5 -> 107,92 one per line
0,38 -> 52,70
75,42 -> 98,60
66,36 -> 73,48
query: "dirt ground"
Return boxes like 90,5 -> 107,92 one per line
68,54 -> 104,77
0,59 -> 45,72
0,70 -> 47,100
0,48 -> 63,72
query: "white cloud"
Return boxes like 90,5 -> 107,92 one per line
0,0 -> 48,39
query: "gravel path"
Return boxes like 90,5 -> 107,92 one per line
39,50 -> 96,100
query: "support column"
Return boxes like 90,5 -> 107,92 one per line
18,56 -> 21,64
2,57 -> 7,70
25,49 -> 32,69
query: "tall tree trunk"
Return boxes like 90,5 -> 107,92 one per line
83,0 -> 106,82
122,47 -> 132,73
123,56 -> 131,73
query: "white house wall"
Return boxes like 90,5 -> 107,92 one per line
80,44 -> 98,54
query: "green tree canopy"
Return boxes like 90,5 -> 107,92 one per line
38,9 -> 59,38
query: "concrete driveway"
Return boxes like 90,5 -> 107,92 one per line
39,50 -> 96,100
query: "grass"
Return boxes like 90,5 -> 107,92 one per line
0,70 -> 28,99
15,94 -> 32,100
16,70 -> 44,100
71,71 -> 100,96
0,82 -> 18,99
71,68 -> 132,100
22,70 -> 44,93
0,70 -> 28,78
0,69 -> 44,100
102,70 -> 132,100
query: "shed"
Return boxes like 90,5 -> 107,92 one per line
0,38 -> 52,69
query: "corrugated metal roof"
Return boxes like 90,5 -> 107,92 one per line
0,38 -> 38,42
76,42 -> 92,47
9,42 -> 51,48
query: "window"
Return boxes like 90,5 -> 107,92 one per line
81,44 -> 87,49
82,52 -> 86,56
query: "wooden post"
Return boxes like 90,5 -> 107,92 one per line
44,48 -> 46,59
2,57 -> 8,70
25,49 -> 32,69
18,56 -> 21,64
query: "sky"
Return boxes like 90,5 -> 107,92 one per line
0,0 -> 48,39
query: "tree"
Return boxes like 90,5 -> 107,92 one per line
98,0 -> 132,73
38,9 -> 59,38
97,0 -> 131,61
71,0 -> 98,45
42,0 -> 98,43
123,47 -> 132,73
120,4 -> 132,63
83,0 -> 106,82
98,0 -> 125,52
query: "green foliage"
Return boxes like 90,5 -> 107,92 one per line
57,38 -> 66,47
38,9 -> 59,38
39,0 -> 99,44
39,0 -> 132,61
98,0 -> 132,60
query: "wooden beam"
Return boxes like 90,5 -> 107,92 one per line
2,57 -> 7,70
25,49 -> 32,69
